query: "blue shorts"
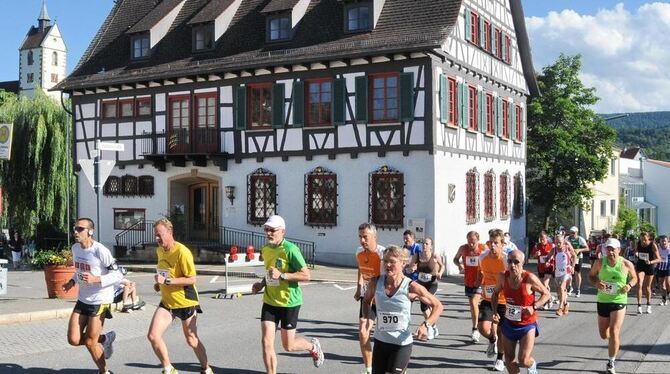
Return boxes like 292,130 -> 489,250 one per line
501,319 -> 539,342
465,286 -> 482,298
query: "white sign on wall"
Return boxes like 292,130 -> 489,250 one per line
0,124 -> 13,160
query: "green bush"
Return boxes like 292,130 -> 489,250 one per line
31,248 -> 73,268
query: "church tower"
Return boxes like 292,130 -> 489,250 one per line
18,1 -> 67,100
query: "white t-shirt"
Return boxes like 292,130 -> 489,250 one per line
72,241 -> 122,304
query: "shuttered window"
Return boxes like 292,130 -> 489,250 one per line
369,73 -> 399,123
306,79 -> 333,127
248,83 -> 273,129
486,93 -> 494,135
468,85 -> 477,131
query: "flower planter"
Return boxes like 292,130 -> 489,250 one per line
43,265 -> 78,299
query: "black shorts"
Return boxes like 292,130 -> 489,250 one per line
597,302 -> 626,317
73,301 -> 113,319
464,286 -> 482,298
538,269 -> 554,279
359,300 -> 377,320
261,303 -> 300,330
574,262 -> 582,272
636,263 -> 655,275
479,300 -> 506,322
656,268 -> 669,278
159,302 -> 202,321
417,281 -> 438,312
372,339 -> 412,374
113,293 -> 124,304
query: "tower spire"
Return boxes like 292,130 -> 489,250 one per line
38,1 -> 50,31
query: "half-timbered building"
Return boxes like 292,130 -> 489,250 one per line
57,0 -> 539,271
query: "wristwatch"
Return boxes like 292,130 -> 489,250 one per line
164,278 -> 172,285
279,273 -> 287,281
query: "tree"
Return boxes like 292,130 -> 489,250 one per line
612,204 -> 638,238
0,90 -> 75,244
526,54 -> 617,231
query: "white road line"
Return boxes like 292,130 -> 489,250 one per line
210,275 -> 219,284
334,284 -> 356,291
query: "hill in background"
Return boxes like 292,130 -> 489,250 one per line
602,111 -> 670,161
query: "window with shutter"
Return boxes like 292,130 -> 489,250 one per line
449,77 -> 457,126
305,167 -> 338,226
248,168 -> 277,225
248,83 -> 273,129
439,74 -> 447,123
468,85 -> 477,131
486,93 -> 494,135
355,76 -> 368,122
484,170 -> 496,221
333,78 -> 346,125
466,168 -> 480,224
305,79 -> 332,127
369,73 -> 399,123
500,171 -> 511,220
272,83 -> 285,128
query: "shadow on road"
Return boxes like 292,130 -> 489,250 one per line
0,365 -> 90,373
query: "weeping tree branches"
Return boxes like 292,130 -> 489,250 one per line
0,90 -> 75,238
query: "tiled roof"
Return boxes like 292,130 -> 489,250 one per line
261,0 -> 301,14
127,0 -> 186,34
0,81 -> 20,95
20,26 -> 52,50
647,159 -> 670,168
188,0 -> 237,24
59,0 -> 537,95
620,147 -> 642,159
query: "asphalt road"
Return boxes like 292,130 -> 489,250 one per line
0,271 -> 669,373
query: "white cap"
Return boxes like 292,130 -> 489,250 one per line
569,226 -> 578,233
264,215 -> 285,229
605,238 -> 621,248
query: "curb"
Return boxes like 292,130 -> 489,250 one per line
0,307 -> 72,325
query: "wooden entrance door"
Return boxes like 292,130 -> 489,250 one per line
189,182 -> 219,241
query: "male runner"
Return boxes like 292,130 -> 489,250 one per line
453,231 -> 485,342
567,226 -> 587,297
532,231 -> 555,309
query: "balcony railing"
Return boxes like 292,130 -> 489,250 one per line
141,128 -> 219,155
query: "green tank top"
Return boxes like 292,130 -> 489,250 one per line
597,257 -> 628,304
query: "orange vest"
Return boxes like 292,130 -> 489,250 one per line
480,252 -> 507,304
357,248 -> 383,280
459,243 -> 485,287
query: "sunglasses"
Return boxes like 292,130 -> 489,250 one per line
73,226 -> 88,233
507,259 -> 522,265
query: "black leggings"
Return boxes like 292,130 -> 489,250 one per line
372,339 -> 412,374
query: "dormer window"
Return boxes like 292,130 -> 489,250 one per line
193,23 -> 214,52
268,14 -> 290,41
345,2 -> 371,32
131,33 -> 150,60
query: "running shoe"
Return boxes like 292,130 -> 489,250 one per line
121,304 -> 133,313
567,286 -> 574,296
647,305 -> 652,314
556,305 -> 564,316
433,325 -> 440,338
486,338 -> 497,358
162,368 -> 178,374
427,325 -> 435,340
310,337 -> 324,368
200,367 -> 214,374
575,290 -> 581,298
606,360 -> 616,374
102,330 -> 116,359
527,360 -> 539,374
563,302 -> 570,316
637,305 -> 643,314
471,329 -> 480,343
132,300 -> 147,310
493,358 -> 505,371
660,299 -> 667,306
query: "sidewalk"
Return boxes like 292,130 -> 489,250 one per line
0,263 -> 358,325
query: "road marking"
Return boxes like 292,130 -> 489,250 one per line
334,284 -> 356,291
210,276 -> 219,284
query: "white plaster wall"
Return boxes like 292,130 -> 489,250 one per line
643,161 -> 670,235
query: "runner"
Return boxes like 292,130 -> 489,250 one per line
355,223 -> 385,374
113,276 -> 146,313
62,218 -> 122,374
531,231 -> 556,309
503,232 -> 519,256
476,229 -> 507,371
656,235 -> 670,306
634,232 -> 661,314
492,250 -> 550,374
566,226 -> 587,297
251,215 -> 324,374
588,238 -> 638,374
147,218 -> 213,374
552,234 -> 577,316
411,237 -> 444,339
402,230 -> 422,280
361,245 -> 443,374
452,231 -> 486,343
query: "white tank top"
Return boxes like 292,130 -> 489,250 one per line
554,251 -> 571,277
374,275 -> 413,346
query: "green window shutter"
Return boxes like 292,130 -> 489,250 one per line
355,76 -> 368,123
272,83 -> 285,129
479,17 -> 485,48
496,96 -> 502,136
400,72 -> 414,122
292,81 -> 304,127
457,82 -> 462,127
464,8 -> 471,42
461,83 -> 469,129
511,102 -> 517,140
333,78 -> 346,126
235,85 -> 247,130
491,27 -> 497,56
439,74 -> 447,123
478,90 -> 485,133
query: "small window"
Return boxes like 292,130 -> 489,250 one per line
600,200 -> 607,217
515,105 -> 523,141
248,83 -> 273,129
306,79 -> 332,127
248,168 -> 277,225
52,51 -> 58,66
102,100 -> 117,119
114,208 -> 145,230
268,14 -> 290,41
513,173 -> 524,218
484,170 -> 496,222
468,86 -> 477,131
104,176 -> 121,196
193,24 -> 214,51
50,73 -> 58,83
494,28 -> 502,59
500,172 -> 510,220
122,175 -> 138,195
466,168 -> 480,224
136,97 -> 152,117
483,21 -> 491,51
369,166 -> 404,228
138,176 -> 154,196
504,34 -> 512,63
131,34 -> 150,59
369,73 -> 399,123
611,199 -> 616,216
119,99 -> 134,118
27,51 -> 34,65
486,93 -> 494,135
448,77 -> 457,126
346,3 -> 371,32
305,167 -> 338,226
470,11 -> 480,45
610,159 -> 616,176
27,73 -> 34,83
502,100 -> 510,139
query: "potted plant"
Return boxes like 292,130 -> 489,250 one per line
32,248 -> 78,299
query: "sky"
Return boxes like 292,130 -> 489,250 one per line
0,1 -> 667,113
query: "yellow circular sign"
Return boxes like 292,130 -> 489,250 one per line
0,126 -> 9,143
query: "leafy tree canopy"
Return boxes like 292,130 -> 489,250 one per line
527,54 -> 617,230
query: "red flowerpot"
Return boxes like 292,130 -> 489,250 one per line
43,265 -> 78,299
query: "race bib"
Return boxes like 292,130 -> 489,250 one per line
266,271 -> 279,287
418,272 -> 432,282
505,304 -> 523,322
539,255 -> 548,264
466,256 -> 480,267
555,267 -> 567,277
638,252 -> 650,262
483,285 -> 496,298
602,281 -> 619,295
377,311 -> 408,332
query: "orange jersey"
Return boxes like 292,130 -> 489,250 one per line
533,242 -> 554,273
356,245 -> 384,280
459,243 -> 485,287
480,252 -> 507,304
